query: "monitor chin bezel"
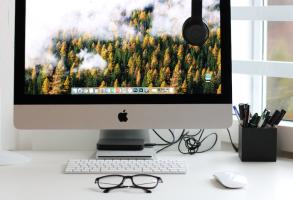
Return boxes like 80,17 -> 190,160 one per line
14,0 -> 232,105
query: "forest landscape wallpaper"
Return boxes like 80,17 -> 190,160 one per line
25,0 -> 222,95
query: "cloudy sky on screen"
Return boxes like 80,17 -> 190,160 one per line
25,0 -> 220,68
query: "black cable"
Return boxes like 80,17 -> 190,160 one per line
152,129 -> 218,155
155,130 -> 187,154
168,129 -> 176,143
152,129 -> 175,144
227,128 -> 238,152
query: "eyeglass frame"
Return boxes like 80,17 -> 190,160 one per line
95,174 -> 163,193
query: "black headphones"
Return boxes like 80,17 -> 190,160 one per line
183,0 -> 209,46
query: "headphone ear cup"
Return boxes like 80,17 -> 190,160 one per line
183,18 -> 209,46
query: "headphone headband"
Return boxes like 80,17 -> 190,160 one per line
192,0 -> 203,21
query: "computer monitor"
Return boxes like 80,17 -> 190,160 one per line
14,0 -> 232,147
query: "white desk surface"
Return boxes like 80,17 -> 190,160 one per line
0,150 -> 293,200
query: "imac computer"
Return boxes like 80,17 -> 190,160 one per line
14,0 -> 232,151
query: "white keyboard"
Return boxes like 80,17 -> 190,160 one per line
64,159 -> 187,174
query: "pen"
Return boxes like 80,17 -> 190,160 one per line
243,104 -> 250,127
255,116 -> 261,127
233,106 -> 240,120
262,114 -> 271,128
258,109 -> 270,128
268,110 -> 281,127
238,103 -> 245,126
249,113 -> 258,128
274,109 -> 287,126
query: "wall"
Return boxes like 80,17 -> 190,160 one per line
0,0 -> 239,151
0,90 -> 1,150
0,0 -> 17,150
0,0 -> 8,150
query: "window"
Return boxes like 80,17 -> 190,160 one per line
231,0 -> 293,122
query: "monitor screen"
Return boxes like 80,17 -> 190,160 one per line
24,0 -> 222,96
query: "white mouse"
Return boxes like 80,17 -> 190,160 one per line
213,171 -> 247,189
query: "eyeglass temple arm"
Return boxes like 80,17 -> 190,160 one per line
103,186 -> 152,193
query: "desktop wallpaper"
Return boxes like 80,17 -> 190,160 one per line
24,0 -> 221,95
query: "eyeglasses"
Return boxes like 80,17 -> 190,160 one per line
95,174 -> 163,193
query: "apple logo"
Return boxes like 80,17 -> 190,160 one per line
118,110 -> 128,122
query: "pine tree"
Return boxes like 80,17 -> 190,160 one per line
160,81 -> 167,87
42,77 -> 50,95
212,44 -> 219,59
171,62 -> 183,89
146,70 -> 153,86
135,35 -> 140,45
152,69 -> 158,85
77,69 -> 81,81
77,38 -> 83,49
114,63 -> 121,77
128,57 -> 135,76
139,11 -> 146,20
56,41 -> 62,52
217,52 -> 221,71
103,68 -> 110,77
142,49 -> 148,61
71,38 -> 77,47
194,69 -> 200,83
154,44 -> 161,56
114,79 -> 119,88
163,48 -> 171,67
31,67 -> 36,80
107,43 -> 113,53
68,50 -> 75,65
165,67 -> 171,83
201,68 -> 206,77
100,81 -> 106,88
159,67 -> 166,83
50,61 -> 65,94
121,81 -> 127,87
177,45 -> 184,61
101,45 -> 108,60
217,28 -> 221,41
217,84 -> 222,95
181,79 -> 188,93
149,35 -> 155,46
185,53 -> 193,66
136,70 -> 141,86
187,65 -> 195,84
64,76 -> 70,92
142,35 -> 149,48
108,62 -> 114,72
135,55 -> 142,70
60,41 -> 67,58
150,54 -> 158,69
30,67 -> 38,94
95,42 -> 102,54
70,63 -> 76,77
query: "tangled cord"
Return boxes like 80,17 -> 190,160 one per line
152,129 -> 218,155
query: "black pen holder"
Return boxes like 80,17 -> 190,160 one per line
238,125 -> 277,162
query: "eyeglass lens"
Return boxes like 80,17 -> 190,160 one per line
96,175 -> 161,189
